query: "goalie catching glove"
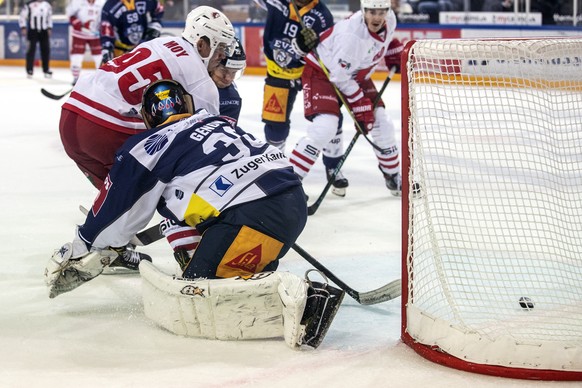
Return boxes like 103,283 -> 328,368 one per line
44,235 -> 118,299
291,27 -> 319,57
45,231 -> 152,298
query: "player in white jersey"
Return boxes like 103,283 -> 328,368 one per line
59,6 -> 236,190
66,0 -> 104,85
58,6 -> 235,269
289,0 -> 405,196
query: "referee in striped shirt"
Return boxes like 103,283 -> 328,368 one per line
19,0 -> 53,78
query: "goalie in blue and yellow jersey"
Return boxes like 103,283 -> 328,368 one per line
99,0 -> 164,65
46,79 -> 308,296
45,80 -> 344,349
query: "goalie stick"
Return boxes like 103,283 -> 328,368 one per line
129,222 -> 401,305
41,87 -> 73,100
307,67 -> 396,216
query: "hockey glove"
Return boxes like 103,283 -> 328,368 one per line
101,47 -> 114,67
350,96 -> 375,134
144,27 -> 161,42
292,27 -> 319,57
160,218 -> 201,271
384,38 -> 404,73
44,235 -> 117,298
70,17 -> 82,31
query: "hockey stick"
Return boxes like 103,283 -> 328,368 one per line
127,222 -> 400,305
289,0 -> 386,153
291,243 -> 401,305
307,67 -> 396,216
41,87 -> 73,100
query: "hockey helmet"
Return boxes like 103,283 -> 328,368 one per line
141,79 -> 195,129
220,37 -> 246,71
360,0 -> 391,11
182,6 -> 236,69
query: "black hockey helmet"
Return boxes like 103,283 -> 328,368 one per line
220,37 -> 246,71
141,79 -> 195,129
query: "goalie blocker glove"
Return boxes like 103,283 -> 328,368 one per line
292,27 -> 319,57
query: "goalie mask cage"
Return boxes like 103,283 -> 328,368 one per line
401,37 -> 582,381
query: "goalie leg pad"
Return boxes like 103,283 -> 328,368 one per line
277,272 -> 309,349
141,261 -> 305,341
45,244 -> 117,299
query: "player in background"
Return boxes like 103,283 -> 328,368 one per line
289,0 -> 404,196
58,6 -> 236,269
67,0 -> 105,85
255,0 -> 350,196
212,36 -> 246,125
99,0 -> 164,65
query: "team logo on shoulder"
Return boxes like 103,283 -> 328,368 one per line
144,134 -> 169,155
210,175 -> 233,197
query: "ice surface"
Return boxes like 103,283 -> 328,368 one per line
0,66 -> 574,387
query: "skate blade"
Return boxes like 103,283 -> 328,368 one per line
102,266 -> 140,276
331,187 -> 346,197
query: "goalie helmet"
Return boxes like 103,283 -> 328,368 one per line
141,80 -> 195,129
182,6 -> 236,69
360,0 -> 391,11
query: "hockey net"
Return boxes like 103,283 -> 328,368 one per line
401,38 -> 582,380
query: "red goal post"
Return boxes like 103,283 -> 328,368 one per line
400,37 -> 582,381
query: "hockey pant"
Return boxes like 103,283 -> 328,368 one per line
181,185 -> 307,279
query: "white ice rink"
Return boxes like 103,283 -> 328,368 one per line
0,66 -> 577,387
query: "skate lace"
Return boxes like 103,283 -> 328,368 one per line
123,249 -> 141,264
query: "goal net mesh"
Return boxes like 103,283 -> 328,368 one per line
403,38 -> 582,374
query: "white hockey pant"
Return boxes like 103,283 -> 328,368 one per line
370,107 -> 400,176
291,114 -> 341,179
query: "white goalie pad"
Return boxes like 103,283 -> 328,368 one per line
139,261 -> 309,348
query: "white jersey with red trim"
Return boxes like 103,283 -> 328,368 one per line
66,0 -> 104,40
304,9 -> 397,98
62,36 -> 220,135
